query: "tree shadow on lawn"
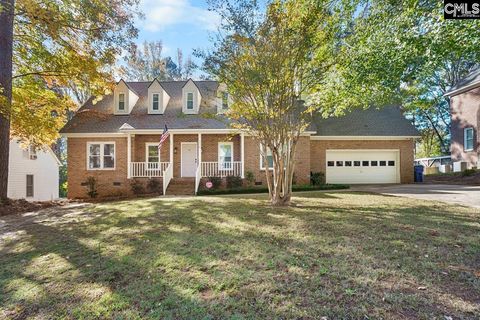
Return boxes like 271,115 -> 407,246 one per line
0,194 -> 479,319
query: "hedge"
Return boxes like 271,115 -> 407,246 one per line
197,184 -> 349,196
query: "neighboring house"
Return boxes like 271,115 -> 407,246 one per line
8,139 -> 61,201
60,79 -> 419,198
445,68 -> 480,169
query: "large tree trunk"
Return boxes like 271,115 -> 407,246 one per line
264,139 -> 298,207
0,0 -> 14,200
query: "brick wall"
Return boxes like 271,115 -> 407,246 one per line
133,134 -> 170,162
67,137 -> 130,199
243,136 -> 311,185
172,134 -> 198,177
200,134 -> 241,162
67,135 -> 415,198
450,87 -> 480,166
310,139 -> 415,183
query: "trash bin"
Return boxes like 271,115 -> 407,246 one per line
414,165 -> 424,183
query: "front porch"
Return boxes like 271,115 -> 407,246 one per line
125,132 -> 245,194
129,161 -> 243,178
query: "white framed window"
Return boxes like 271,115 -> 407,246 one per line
260,143 -> 291,170
118,93 -> 125,111
26,174 -> 34,198
29,146 -> 37,160
87,142 -> 115,170
186,92 -> 194,110
146,143 -> 160,170
222,92 -> 229,109
218,142 -> 233,169
260,144 -> 274,170
464,127 -> 474,151
152,93 -> 159,111
146,143 -> 160,163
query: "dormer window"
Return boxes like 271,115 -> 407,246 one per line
181,79 -> 201,114
222,92 -> 229,110
152,93 -> 159,111
114,80 -> 138,114
186,92 -> 194,110
118,93 -> 125,111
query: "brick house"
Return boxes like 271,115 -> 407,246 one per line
60,79 -> 419,198
445,68 -> 480,168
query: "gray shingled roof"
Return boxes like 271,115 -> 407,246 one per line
60,80 -> 230,133
313,106 -> 419,136
61,81 -> 418,137
445,68 -> 480,96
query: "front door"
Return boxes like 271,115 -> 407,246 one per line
181,142 -> 197,177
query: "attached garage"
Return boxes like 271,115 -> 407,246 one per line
310,106 -> 421,184
325,150 -> 400,184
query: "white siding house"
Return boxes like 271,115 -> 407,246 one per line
7,139 -> 61,201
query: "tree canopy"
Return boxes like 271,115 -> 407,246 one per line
317,0 -> 480,153
4,0 -> 141,146
202,0 -> 338,205
203,0 -> 480,205
120,41 -> 197,81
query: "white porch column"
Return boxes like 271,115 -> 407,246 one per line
198,133 -> 202,166
127,133 -> 132,178
169,133 -> 173,164
240,132 -> 245,178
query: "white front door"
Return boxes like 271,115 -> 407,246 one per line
325,150 -> 400,184
181,142 -> 197,177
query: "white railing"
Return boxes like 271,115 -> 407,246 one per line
201,161 -> 242,178
194,164 -> 201,195
131,162 -> 169,178
163,163 -> 173,195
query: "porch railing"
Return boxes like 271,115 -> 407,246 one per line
163,163 -> 173,195
131,162 -> 169,178
201,161 -> 242,178
194,164 -> 201,195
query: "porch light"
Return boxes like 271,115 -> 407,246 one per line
174,147 -> 178,154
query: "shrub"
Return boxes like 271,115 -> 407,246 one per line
59,181 -> 68,198
462,168 -> 477,177
208,176 -> 222,190
130,179 -> 145,195
226,175 -> 243,188
197,184 -> 349,196
147,179 -> 161,194
85,176 -> 98,198
310,172 -> 325,185
245,171 -> 255,186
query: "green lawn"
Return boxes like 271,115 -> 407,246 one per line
1,192 -> 479,319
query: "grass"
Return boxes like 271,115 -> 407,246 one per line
0,191 -> 479,319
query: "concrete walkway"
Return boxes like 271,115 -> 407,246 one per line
352,184 -> 480,209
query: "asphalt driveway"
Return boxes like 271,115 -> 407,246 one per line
352,184 -> 480,209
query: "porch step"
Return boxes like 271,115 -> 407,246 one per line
166,178 -> 195,196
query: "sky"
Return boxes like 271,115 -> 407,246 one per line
135,0 -> 221,77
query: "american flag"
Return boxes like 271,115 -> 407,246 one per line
158,125 -> 169,150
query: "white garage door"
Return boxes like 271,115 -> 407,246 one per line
326,150 -> 400,184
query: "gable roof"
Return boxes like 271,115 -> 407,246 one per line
117,79 -> 139,96
313,106 -> 419,137
181,78 -> 203,97
60,80 -> 222,134
147,78 -> 168,91
60,81 -> 418,138
445,68 -> 480,97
